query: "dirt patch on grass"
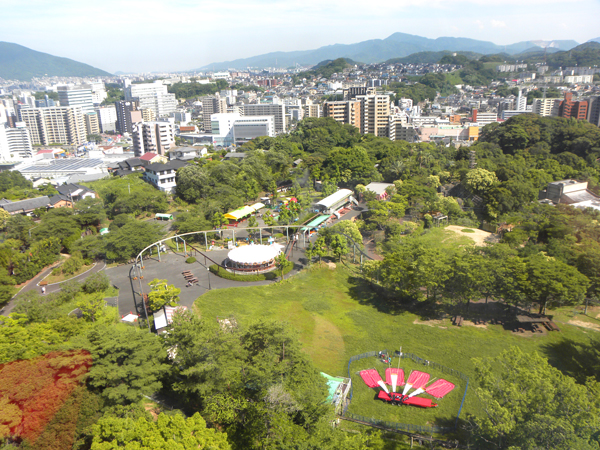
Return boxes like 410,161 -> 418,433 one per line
568,319 -> 600,331
413,318 -> 448,329
461,320 -> 488,329
305,315 -> 345,371
445,225 -> 500,247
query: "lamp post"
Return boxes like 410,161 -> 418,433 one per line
28,225 -> 40,239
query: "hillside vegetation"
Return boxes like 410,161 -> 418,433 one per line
0,42 -> 111,80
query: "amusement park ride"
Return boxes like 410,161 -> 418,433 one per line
360,352 -> 455,408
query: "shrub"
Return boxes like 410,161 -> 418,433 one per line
209,262 -> 293,282
83,272 -> 110,294
461,228 -> 476,233
185,257 -> 197,264
62,254 -> 84,275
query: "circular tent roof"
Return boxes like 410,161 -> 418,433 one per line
227,244 -> 283,264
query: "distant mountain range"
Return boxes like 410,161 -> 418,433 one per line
196,33 -> 579,70
0,42 -> 111,81
589,37 -> 600,43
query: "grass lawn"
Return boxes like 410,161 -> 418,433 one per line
193,262 -> 599,433
44,263 -> 95,284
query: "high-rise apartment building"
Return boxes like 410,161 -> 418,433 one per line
124,81 -> 177,118
57,85 -> 95,114
19,107 -> 86,145
356,94 -> 390,137
132,121 -> 175,156
202,95 -> 227,133
531,98 -> 562,117
242,103 -> 286,134
84,112 -> 100,136
559,92 -> 588,120
0,122 -> 33,161
323,101 -> 362,132
586,96 -> 600,127
516,89 -> 527,111
115,100 -> 140,134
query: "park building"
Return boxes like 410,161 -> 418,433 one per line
315,189 -> 358,217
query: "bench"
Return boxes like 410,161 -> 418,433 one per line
547,321 -> 561,332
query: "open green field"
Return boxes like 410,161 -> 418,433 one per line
194,261 -> 599,431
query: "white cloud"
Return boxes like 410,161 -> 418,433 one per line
491,20 -> 506,28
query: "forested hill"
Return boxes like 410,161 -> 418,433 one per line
0,42 -> 111,80
522,41 -> 600,69
479,114 -> 600,161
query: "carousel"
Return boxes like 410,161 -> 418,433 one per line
225,244 -> 284,273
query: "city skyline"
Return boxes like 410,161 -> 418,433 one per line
2,0 -> 600,73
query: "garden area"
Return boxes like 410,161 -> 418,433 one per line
194,262 -> 600,433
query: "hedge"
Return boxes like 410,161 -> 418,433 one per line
209,262 -> 293,282
186,257 -> 197,264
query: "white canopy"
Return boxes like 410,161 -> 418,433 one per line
228,244 -> 283,264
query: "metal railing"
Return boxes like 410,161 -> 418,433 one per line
345,350 -> 469,434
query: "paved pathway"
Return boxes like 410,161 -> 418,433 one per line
105,241 -> 309,318
1,261 -> 107,315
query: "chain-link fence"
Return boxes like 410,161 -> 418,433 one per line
345,350 -> 469,434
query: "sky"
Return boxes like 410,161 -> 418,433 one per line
2,0 -> 599,74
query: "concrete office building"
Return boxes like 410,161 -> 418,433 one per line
516,89 -> 527,111
0,122 -> 33,161
57,85 -> 95,114
323,100 -> 362,132
233,116 -> 275,144
242,103 -> 286,134
115,100 -> 140,134
132,121 -> 175,156
202,96 -> 227,133
95,106 -> 117,133
531,98 -> 562,117
19,106 -> 86,145
356,94 -> 390,137
124,81 -> 177,118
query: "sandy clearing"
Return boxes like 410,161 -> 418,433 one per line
445,225 -> 500,247
568,319 -> 600,331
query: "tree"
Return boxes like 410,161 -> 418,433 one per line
83,271 -> 110,294
470,347 -> 600,450
464,168 -> 499,195
525,253 -> 589,314
274,253 -> 288,281
212,212 -> 228,229
86,326 -> 169,405
329,235 -> 348,262
0,209 -> 10,229
90,412 -> 231,450
147,279 -> 181,312
74,197 -> 106,228
104,221 -> 163,262
312,236 -> 328,263
0,268 -> 15,307
76,295 -> 108,323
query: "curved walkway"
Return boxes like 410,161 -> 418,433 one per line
1,261 -> 107,316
